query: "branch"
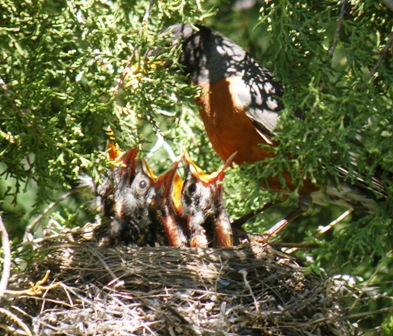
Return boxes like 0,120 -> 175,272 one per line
0,308 -> 32,336
350,265 -> 382,311
23,190 -> 76,242
316,208 -> 353,235
0,216 -> 11,299
368,29 -> 393,80
146,132 -> 178,162
239,269 -> 260,313
329,0 -> 347,58
273,242 -> 320,249
344,306 -> 393,320
308,306 -> 393,326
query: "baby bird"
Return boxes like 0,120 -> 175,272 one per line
181,152 -> 235,248
153,156 -> 188,247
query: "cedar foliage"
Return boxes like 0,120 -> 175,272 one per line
1,0 -> 393,333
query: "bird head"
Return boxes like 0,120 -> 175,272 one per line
94,146 -> 138,218
109,157 -> 157,246
182,151 -> 236,201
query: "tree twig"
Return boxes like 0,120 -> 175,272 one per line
273,242 -> 320,249
307,306 -> 393,326
231,203 -> 275,229
316,208 -> 353,235
349,264 -> 382,312
0,307 -> 32,336
368,29 -> 393,80
146,128 -> 178,162
239,269 -> 260,313
329,0 -> 347,58
0,216 -> 11,299
23,190 -> 76,242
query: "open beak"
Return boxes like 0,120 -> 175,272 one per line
105,133 -> 138,179
183,151 -> 237,187
116,149 -> 139,187
103,141 -> 138,192
107,141 -> 122,162
153,154 -> 187,247
139,158 -> 156,180
155,154 -> 184,202
98,144 -> 139,220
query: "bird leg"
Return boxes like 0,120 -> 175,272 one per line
254,195 -> 312,244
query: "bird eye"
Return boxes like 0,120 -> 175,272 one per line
139,179 -> 148,190
188,182 -> 197,195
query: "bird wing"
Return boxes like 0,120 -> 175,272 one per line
231,53 -> 284,138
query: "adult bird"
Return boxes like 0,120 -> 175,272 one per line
163,23 -> 385,221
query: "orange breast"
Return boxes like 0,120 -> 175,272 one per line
196,78 -> 317,194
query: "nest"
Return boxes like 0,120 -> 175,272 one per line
1,223 -> 356,335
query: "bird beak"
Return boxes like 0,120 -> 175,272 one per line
118,149 -> 139,184
121,148 -> 138,167
155,154 -> 184,203
153,154 -> 187,247
214,151 -> 237,184
138,158 -> 156,180
107,141 -> 122,162
106,139 -> 138,170
183,151 -> 212,185
171,170 -> 184,213
183,151 -> 237,186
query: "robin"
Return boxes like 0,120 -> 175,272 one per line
96,146 -> 137,220
92,142 -> 191,246
79,145 -> 138,244
162,23 -> 384,219
152,156 -> 188,247
111,157 -> 161,245
181,152 -> 235,248
92,146 -> 159,246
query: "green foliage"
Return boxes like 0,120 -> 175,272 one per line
1,0 -> 393,333
0,0 -> 212,232
257,1 -> 393,195
382,315 -> 393,336
0,0 -> 210,204
213,1 -> 393,331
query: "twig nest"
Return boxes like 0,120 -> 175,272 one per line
1,224 -> 355,335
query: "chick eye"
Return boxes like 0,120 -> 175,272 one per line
139,179 -> 148,190
187,182 -> 196,195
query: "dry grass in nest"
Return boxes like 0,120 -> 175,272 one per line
1,223 -> 356,335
